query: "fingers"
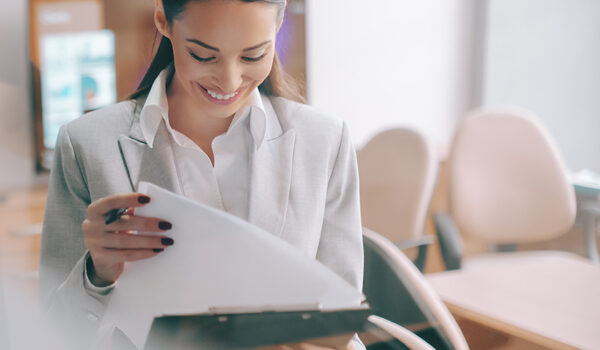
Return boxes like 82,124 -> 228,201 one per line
84,214 -> 174,252
107,215 -> 172,233
103,248 -> 165,263
90,248 -> 164,270
87,192 -> 151,219
89,232 -> 174,250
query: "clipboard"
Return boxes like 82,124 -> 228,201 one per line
144,306 -> 372,349
102,182 -> 365,349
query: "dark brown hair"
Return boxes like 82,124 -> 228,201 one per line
130,0 -> 304,103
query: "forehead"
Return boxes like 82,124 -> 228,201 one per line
172,1 -> 279,49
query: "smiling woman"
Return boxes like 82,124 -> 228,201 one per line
130,0 -> 304,104
163,1 -> 278,123
39,0 -> 364,349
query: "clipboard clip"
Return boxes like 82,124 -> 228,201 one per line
208,302 -> 323,316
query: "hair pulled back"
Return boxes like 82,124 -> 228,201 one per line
130,0 -> 304,103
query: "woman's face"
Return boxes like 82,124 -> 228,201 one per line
165,1 -> 279,119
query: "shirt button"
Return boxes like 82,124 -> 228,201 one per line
87,313 -> 99,322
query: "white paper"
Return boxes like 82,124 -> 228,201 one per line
100,182 -> 362,349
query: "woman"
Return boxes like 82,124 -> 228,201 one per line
40,0 -> 363,348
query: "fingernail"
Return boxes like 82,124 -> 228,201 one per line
158,221 -> 172,230
138,195 -> 151,204
153,248 -> 164,253
161,237 -> 174,246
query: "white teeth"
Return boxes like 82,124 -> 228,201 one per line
206,88 -> 238,100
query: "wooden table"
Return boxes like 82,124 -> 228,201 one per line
426,253 -> 600,350
0,186 -> 46,275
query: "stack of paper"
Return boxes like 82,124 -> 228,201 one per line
100,182 -> 363,349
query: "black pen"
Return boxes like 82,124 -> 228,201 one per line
105,207 -> 128,225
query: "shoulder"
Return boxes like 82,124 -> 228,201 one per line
269,96 -> 344,131
60,100 -> 137,145
64,100 -> 137,137
268,96 -> 348,148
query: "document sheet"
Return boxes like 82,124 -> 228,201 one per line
100,182 -> 363,349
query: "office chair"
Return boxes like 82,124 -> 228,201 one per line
367,316 -> 435,350
363,227 -> 469,350
434,107 -> 578,270
358,127 -> 438,271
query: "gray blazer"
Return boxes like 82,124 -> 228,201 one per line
39,94 -> 363,340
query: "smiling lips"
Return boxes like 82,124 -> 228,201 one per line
196,83 -> 246,105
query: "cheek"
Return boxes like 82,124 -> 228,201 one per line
171,44 -> 212,81
245,58 -> 274,83
172,48 -> 197,77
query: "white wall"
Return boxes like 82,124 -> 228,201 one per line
305,0 -> 479,152
0,0 -> 36,191
482,0 -> 600,173
1,1 -> 483,190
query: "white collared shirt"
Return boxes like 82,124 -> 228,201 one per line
140,65 -> 267,218
84,65 -> 267,293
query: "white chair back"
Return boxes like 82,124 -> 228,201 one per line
449,107 -> 576,244
363,228 -> 469,350
368,315 -> 435,350
358,128 -> 438,243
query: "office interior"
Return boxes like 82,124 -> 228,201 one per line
1,0 -> 599,349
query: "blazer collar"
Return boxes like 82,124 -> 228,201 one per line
137,64 -> 271,150
261,93 -> 284,140
247,96 -> 296,236
120,94 -> 296,237
117,97 -> 180,194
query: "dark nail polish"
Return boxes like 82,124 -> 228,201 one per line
153,248 -> 164,253
138,195 -> 151,204
158,221 -> 172,230
161,237 -> 174,246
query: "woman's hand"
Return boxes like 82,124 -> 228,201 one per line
82,193 -> 174,286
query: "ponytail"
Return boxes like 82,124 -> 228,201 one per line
129,34 -> 173,100
260,52 -> 306,103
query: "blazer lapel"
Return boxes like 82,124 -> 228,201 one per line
247,96 -> 297,237
118,103 -> 180,194
119,95 -> 296,237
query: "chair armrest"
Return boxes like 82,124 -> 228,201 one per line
368,315 -> 435,350
433,213 -> 463,271
362,228 -> 469,350
395,235 -> 435,272
394,235 -> 435,250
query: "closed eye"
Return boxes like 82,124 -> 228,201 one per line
242,53 -> 268,63
189,50 -> 215,62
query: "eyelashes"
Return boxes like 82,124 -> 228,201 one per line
188,50 -> 268,63
241,53 -> 268,62
189,51 -> 215,62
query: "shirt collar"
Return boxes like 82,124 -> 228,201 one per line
139,64 -> 267,150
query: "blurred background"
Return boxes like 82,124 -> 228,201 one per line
1,0 -> 599,187
1,1 -> 599,349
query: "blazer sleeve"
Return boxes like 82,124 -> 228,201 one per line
316,121 -> 364,292
39,124 -> 110,341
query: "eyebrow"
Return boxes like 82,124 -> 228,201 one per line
185,39 -> 272,52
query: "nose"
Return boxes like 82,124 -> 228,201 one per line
214,60 -> 243,94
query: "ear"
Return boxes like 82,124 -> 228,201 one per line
154,1 -> 170,38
